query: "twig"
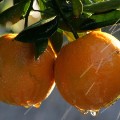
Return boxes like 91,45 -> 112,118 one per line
24,0 -> 34,28
52,0 -> 79,39
32,8 -> 47,13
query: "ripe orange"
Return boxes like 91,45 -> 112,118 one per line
55,31 -> 120,111
0,34 -> 55,108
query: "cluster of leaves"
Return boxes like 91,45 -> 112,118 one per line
0,0 -> 120,58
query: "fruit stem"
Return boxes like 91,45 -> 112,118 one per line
52,0 -> 79,39
32,8 -> 48,14
24,0 -> 34,28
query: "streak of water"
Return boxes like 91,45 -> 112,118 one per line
80,64 -> 93,78
61,106 -> 72,120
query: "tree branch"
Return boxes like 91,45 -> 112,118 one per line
24,0 -> 34,28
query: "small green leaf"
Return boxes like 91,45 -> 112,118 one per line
0,0 -> 31,25
71,0 -> 83,18
50,29 -> 63,54
13,0 -> 21,5
34,39 -> 48,60
15,16 -> 58,43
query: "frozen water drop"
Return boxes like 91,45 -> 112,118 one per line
79,109 -> 89,115
89,110 -> 99,116
78,108 -> 99,116
33,102 -> 41,108
24,102 -> 41,108
24,105 -> 30,108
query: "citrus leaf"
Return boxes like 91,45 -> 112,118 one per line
13,0 -> 21,5
93,0 -> 106,2
38,0 -> 46,11
63,31 -> 75,41
0,0 -> 31,25
84,0 -> 93,4
80,10 -> 120,30
71,0 -> 83,18
15,16 -> 58,43
83,0 -> 120,13
34,39 -> 48,60
64,30 -> 86,41
50,29 -> 63,54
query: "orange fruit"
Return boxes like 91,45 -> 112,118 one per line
55,31 -> 120,112
0,34 -> 55,108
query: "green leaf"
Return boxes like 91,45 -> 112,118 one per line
50,29 -> 63,54
83,0 -> 120,13
84,0 -> 93,4
34,39 -> 48,60
13,0 -> 21,5
15,16 -> 58,43
0,0 -> 31,25
71,0 -> 83,18
80,10 -> 120,30
93,0 -> 106,2
37,0 -> 56,18
38,0 -> 46,11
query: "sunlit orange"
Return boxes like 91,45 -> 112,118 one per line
0,34 -> 55,108
55,31 -> 120,111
